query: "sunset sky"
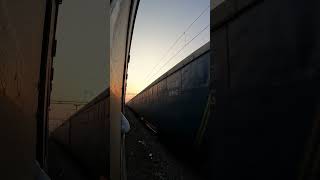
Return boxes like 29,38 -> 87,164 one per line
126,0 -> 210,102
49,0 -> 210,128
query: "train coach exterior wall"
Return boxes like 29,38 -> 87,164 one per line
0,0 -> 58,178
52,120 -> 70,146
52,89 -> 110,178
128,44 -> 210,145
110,1 -> 140,178
208,0 -> 320,179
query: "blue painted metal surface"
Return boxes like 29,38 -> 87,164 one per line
127,42 -> 210,146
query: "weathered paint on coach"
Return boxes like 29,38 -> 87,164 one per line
0,0 -> 60,178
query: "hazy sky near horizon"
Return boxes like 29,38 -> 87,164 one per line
51,0 -> 108,103
126,0 -> 210,101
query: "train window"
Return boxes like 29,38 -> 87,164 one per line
167,71 -> 181,96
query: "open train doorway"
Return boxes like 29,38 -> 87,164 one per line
124,0 -> 210,179
48,0 -> 108,134
47,0 -> 109,179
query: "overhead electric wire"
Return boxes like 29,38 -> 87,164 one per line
51,100 -> 88,105
142,5 -> 210,82
146,23 -> 210,84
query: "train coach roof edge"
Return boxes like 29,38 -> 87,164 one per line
128,41 -> 210,104
54,88 -> 110,130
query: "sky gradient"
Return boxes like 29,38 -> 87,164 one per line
52,0 -> 108,103
126,0 -> 210,101
49,0 -> 108,129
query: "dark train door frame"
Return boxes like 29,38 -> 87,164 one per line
119,2 -> 140,179
36,0 -> 61,169
121,1 -> 140,112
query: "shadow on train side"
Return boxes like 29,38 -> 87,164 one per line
206,0 -> 320,179
51,89 -> 110,179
